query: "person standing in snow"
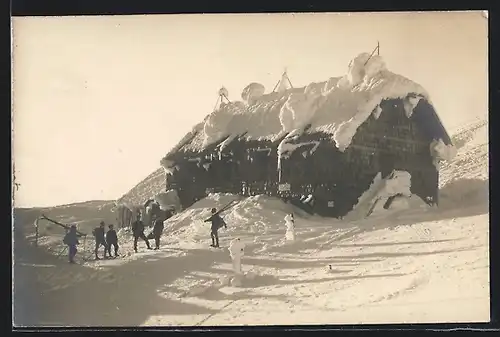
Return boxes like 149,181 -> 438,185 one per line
63,225 -> 80,264
151,214 -> 165,250
204,207 -> 227,248
105,224 -> 119,257
229,238 -> 245,274
92,221 -> 108,260
284,213 -> 296,241
132,213 -> 152,252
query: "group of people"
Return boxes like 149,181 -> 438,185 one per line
62,203 -> 294,278
92,221 -> 120,260
62,211 -> 167,263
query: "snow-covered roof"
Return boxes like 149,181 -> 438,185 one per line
163,52 -> 451,163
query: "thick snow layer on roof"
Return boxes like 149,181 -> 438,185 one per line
181,52 -> 431,154
160,158 -> 177,175
310,54 -> 429,151
241,83 -> 265,105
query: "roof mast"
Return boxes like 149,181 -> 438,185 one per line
364,41 -> 381,66
213,86 -> 231,112
272,67 -> 294,93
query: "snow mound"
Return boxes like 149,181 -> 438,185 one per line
161,193 -> 311,245
241,83 -> 266,105
437,118 -> 488,210
346,170 -> 415,220
279,83 -> 322,132
181,52 -> 430,154
380,171 -> 412,198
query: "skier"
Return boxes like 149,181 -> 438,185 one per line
151,214 -> 165,250
92,221 -> 108,260
284,213 -> 296,241
132,213 -> 152,252
228,237 -> 245,274
63,224 -> 80,264
204,207 -> 227,248
105,224 -> 119,257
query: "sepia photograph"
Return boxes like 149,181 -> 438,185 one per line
12,11 -> 489,327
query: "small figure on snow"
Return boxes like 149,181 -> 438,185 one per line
284,213 -> 295,241
228,238 -> 245,274
93,221 -> 109,260
204,207 -> 227,248
105,224 -> 119,257
151,214 -> 165,250
63,224 -> 80,264
132,213 -> 152,252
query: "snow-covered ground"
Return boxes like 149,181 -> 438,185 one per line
13,119 -> 489,327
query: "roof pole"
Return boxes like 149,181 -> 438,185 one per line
364,42 -> 380,66
212,95 -> 221,112
286,72 -> 294,89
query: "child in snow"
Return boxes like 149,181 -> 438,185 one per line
284,213 -> 295,241
105,224 -> 119,257
229,238 -> 245,274
63,225 -> 80,264
204,208 -> 227,248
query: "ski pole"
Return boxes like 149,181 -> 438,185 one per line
43,246 -> 67,284
56,245 -> 68,259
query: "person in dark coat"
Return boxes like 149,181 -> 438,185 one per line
132,213 -> 152,252
92,221 -> 108,260
151,214 -> 165,250
63,225 -> 80,263
204,208 -> 227,248
105,224 -> 119,257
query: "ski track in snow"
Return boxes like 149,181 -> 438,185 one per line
13,121 -> 489,326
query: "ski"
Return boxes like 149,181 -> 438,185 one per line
40,215 -> 87,237
204,199 -> 240,222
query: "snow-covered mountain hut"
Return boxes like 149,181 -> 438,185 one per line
160,52 -> 455,218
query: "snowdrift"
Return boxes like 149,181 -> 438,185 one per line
438,119 -> 488,210
159,193 -> 330,251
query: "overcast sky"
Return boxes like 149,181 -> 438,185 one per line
12,11 -> 488,208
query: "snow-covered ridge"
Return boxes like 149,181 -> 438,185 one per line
450,118 -> 488,151
180,53 -> 431,155
117,168 -> 165,208
439,118 -> 488,188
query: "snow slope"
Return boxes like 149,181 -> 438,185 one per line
14,193 -> 489,326
117,168 -> 165,209
13,119 -> 489,327
438,118 -> 488,211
